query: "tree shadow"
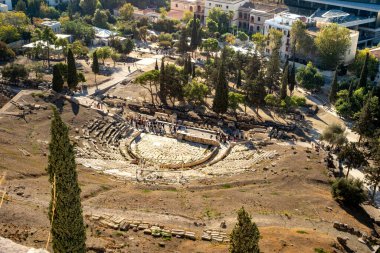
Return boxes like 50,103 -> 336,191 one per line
70,100 -> 80,116
339,203 -> 374,230
52,97 -> 65,113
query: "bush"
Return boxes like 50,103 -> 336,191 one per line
331,178 -> 367,206
1,63 -> 28,82
296,62 -> 324,91
0,41 -> 15,61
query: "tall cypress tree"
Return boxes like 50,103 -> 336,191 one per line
280,60 -> 289,99
354,92 -> 375,143
230,207 -> 260,253
155,59 -> 159,70
52,65 -> 64,93
358,52 -> 369,89
190,14 -> 198,51
67,49 -> 78,90
159,58 -> 167,105
177,28 -> 188,54
236,69 -> 242,88
289,60 -> 296,95
47,107 -> 86,252
91,51 -> 99,90
329,69 -> 338,103
212,49 -> 229,114
246,51 -> 261,81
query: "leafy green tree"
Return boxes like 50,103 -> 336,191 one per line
237,31 -> 248,42
47,108 -> 86,253
91,50 -> 99,89
79,0 -> 97,16
315,23 -> 351,69
96,46 -> 112,64
135,70 -> 160,105
62,20 -> 95,44
228,92 -> 244,113
212,49 -> 229,114
349,49 -> 379,80
206,19 -> 218,35
230,207 -> 260,253
0,41 -> 15,61
67,49 -> 78,90
357,52 -> 369,89
280,61 -> 289,99
290,20 -> 315,60
184,80 -> 209,105
52,64 -> 64,93
201,38 -> 219,59
27,0 -> 42,17
0,25 -> 20,43
338,142 -> 368,178
92,9 -> 109,29
329,69 -> 338,103
296,62 -> 324,91
55,37 -> 68,60
332,178 -> 367,206
251,33 -> 266,55
265,47 -> 281,92
15,0 -> 27,11
70,40 -> 89,57
207,7 -> 232,34
119,3 -> 134,21
165,64 -> 185,104
321,123 -> 347,148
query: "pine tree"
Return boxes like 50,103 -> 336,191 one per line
230,207 -> 260,253
52,65 -> 64,93
358,52 -> 369,89
190,14 -> 198,51
212,49 -> 229,114
159,58 -> 167,105
67,49 -> 78,90
47,108 -> 86,252
92,50 -> 99,90
354,93 -> 375,143
236,69 -> 242,88
289,60 -> 296,95
280,60 -> 289,100
177,28 -> 188,54
329,69 -> 338,103
246,51 -> 261,81
265,47 -> 281,92
155,59 -> 159,70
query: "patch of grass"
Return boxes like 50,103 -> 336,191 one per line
271,192 -> 279,195
100,185 -> 110,191
314,248 -> 328,253
202,194 -> 210,199
296,230 -> 308,234
31,92 -> 46,99
221,184 -> 231,189
142,189 -> 152,193
113,231 -> 124,237
238,189 -> 247,192
204,207 -> 221,219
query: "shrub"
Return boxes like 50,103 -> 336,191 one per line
331,178 -> 367,206
1,63 -> 28,82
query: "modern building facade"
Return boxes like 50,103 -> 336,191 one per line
264,11 -> 359,65
284,0 -> 380,46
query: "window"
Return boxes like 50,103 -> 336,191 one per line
209,3 -> 211,6
239,12 -> 242,18
257,26 -> 260,31
251,16 -> 254,22
258,17 -> 261,21
226,5 -> 228,9
175,4 -> 178,7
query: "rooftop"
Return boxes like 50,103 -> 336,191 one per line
304,0 -> 380,12
41,20 -> 60,26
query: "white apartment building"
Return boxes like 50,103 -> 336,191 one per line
0,3 -> 8,12
41,21 -> 61,33
264,12 -> 358,65
204,0 -> 250,25
0,0 -> 11,10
